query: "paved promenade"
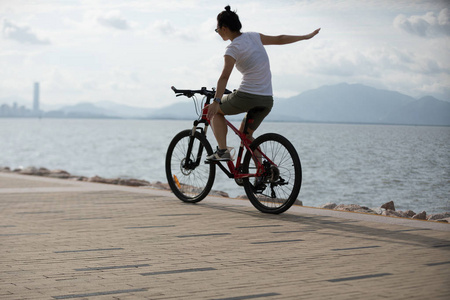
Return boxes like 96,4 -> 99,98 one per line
1,172 -> 449,299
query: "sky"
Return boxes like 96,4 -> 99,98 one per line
1,0 -> 449,109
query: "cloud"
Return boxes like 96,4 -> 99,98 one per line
153,20 -> 198,41
2,19 -> 50,45
154,20 -> 175,35
394,8 -> 450,38
312,45 -> 448,78
97,10 -> 131,30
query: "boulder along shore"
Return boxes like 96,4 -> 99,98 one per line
1,165 -> 449,223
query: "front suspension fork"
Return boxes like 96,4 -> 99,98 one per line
184,121 -> 208,169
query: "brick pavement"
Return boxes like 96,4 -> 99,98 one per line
0,172 -> 449,299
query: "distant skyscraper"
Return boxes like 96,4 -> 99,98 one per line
33,82 -> 40,113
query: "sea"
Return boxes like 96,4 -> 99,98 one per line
1,118 -> 449,214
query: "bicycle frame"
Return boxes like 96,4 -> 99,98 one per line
171,86 -> 276,180
189,102 -> 275,181
215,118 -> 260,180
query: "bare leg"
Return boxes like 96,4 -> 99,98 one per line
238,119 -> 254,142
211,112 -> 228,150
239,120 -> 261,164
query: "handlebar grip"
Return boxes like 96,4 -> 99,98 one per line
170,86 -> 231,97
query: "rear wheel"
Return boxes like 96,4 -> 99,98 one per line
242,133 -> 302,214
165,130 -> 215,203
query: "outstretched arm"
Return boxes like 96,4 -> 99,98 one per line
260,28 -> 320,45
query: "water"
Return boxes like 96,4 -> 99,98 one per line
1,118 -> 449,214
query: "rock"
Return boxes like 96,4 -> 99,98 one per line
88,176 -> 119,185
236,195 -> 248,199
320,202 -> 337,209
382,210 -> 405,218
150,181 -> 171,190
36,167 -> 51,176
412,211 -> 427,220
118,178 -> 151,187
69,176 -> 88,181
0,166 -> 11,172
19,166 -> 38,175
334,204 -> 377,214
210,190 -> 229,197
335,204 -> 362,211
427,212 -> 450,221
381,201 -> 396,211
47,169 -> 71,179
19,166 -> 68,177
294,199 -> 303,206
436,218 -> 450,223
370,207 -> 384,215
404,210 -> 416,218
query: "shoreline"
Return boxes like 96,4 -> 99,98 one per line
1,165 -> 449,223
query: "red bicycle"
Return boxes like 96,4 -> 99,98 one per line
165,86 -> 302,214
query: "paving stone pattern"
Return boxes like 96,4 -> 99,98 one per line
0,173 -> 449,299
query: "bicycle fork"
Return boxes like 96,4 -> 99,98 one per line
184,121 -> 208,170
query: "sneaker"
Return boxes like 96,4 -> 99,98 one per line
206,147 -> 232,162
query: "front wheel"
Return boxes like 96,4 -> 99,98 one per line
165,129 -> 215,203
242,133 -> 302,214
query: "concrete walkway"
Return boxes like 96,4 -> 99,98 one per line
0,172 -> 449,299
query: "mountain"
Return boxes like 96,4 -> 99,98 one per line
267,83 -> 450,125
95,101 -> 154,118
52,101 -> 155,118
3,83 -> 449,125
383,96 -> 450,126
269,83 -> 415,123
58,102 -> 116,118
147,101 -> 199,119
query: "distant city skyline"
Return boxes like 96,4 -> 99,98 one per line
0,0 -> 449,108
0,82 -> 41,117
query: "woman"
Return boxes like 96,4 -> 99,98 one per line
206,5 -> 320,161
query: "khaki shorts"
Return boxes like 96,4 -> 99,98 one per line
220,90 -> 273,131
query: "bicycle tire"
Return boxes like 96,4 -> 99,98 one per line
242,133 -> 302,214
165,129 -> 216,203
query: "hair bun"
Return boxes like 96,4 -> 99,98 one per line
225,5 -> 231,12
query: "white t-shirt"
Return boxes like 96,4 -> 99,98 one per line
225,32 -> 272,96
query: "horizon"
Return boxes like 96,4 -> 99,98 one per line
0,81 -> 448,111
2,81 -> 450,128
1,0 -> 449,108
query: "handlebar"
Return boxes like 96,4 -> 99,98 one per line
171,86 -> 232,98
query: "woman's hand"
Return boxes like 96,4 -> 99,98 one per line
308,28 -> 321,39
206,102 -> 220,120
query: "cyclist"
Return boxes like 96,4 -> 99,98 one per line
206,5 -> 320,161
